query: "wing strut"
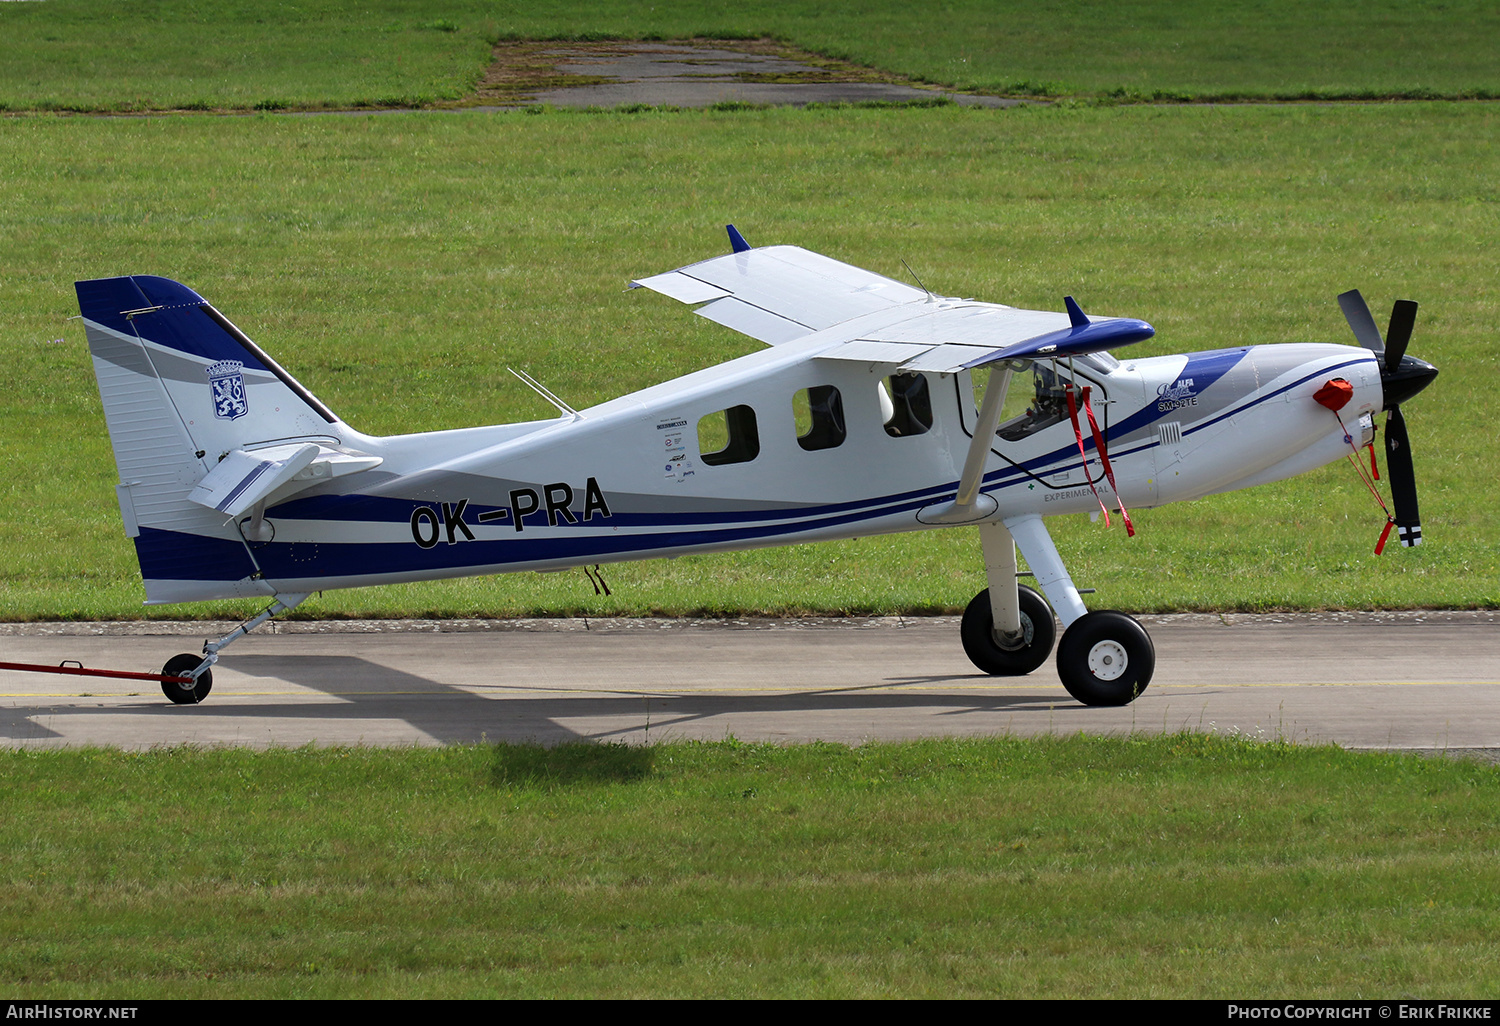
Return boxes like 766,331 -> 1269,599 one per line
917,365 -> 1015,524
957,366 -> 1013,507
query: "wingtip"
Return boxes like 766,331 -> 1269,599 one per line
726,224 -> 751,253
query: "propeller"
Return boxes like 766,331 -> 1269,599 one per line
1337,290 -> 1438,547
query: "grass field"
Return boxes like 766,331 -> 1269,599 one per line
2,3 -> 1496,1004
2,102 -> 1495,620
2,735 -> 1498,998
1,0 -> 1498,111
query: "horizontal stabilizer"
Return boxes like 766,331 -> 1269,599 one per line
189,443 -> 382,518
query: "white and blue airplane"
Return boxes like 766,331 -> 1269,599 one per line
75,226 -> 1436,705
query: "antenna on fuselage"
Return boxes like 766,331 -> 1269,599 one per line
508,367 -> 581,420
901,259 -> 936,302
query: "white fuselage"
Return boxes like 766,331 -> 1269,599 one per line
228,335 -> 1381,601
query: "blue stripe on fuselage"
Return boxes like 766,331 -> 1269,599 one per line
137,349 -> 1371,585
1104,347 -> 1250,441
135,527 -> 259,582
139,491 -> 945,582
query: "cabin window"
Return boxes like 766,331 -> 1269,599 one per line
792,385 -> 846,452
881,372 -> 932,437
698,404 -> 760,466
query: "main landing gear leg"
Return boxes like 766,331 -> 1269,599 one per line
159,592 -> 310,705
961,521 -> 1056,675
1003,514 -> 1154,707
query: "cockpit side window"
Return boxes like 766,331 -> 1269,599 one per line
990,361 -> 1112,443
997,364 -> 1070,442
881,372 -> 933,437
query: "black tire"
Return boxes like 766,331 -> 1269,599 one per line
961,585 -> 1057,675
161,653 -> 212,705
1055,611 -> 1154,706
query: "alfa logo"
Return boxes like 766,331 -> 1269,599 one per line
207,360 -> 248,421
1156,376 -> 1198,412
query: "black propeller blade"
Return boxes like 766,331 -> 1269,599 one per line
1338,289 -> 1385,356
1383,405 -> 1422,548
1337,290 -> 1434,548
1385,299 -> 1418,371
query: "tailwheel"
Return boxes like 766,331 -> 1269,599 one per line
961,585 -> 1057,675
1055,611 -> 1154,706
161,653 -> 212,705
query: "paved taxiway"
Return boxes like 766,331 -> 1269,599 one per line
1,612 -> 1496,754
495,41 -> 1018,110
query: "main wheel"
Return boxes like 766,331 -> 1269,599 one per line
961,585 -> 1057,675
161,653 -> 212,705
1055,611 -> 1154,706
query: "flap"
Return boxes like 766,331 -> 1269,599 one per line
631,272 -> 732,305
695,297 -> 810,345
816,340 -> 936,366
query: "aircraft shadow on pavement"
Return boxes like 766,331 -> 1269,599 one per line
0,654 -> 1120,746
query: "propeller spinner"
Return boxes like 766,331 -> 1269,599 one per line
1338,289 -> 1438,547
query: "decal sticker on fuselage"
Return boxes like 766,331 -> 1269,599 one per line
1156,377 -> 1198,413
408,477 -> 613,549
658,415 -> 696,482
1044,485 -> 1108,503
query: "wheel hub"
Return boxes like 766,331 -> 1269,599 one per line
1087,639 -> 1129,681
991,613 -> 1035,651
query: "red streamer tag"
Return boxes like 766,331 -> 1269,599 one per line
1065,384 -> 1136,538
1375,518 -> 1394,555
1065,385 -> 1111,528
1081,386 -> 1135,538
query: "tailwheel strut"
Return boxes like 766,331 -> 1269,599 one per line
160,592 -> 309,705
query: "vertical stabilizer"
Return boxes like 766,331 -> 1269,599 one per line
75,275 -> 345,603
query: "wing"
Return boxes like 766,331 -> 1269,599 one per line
632,244 -> 928,346
632,238 -> 1153,370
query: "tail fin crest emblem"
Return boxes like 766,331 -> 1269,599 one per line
207,360 -> 249,421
